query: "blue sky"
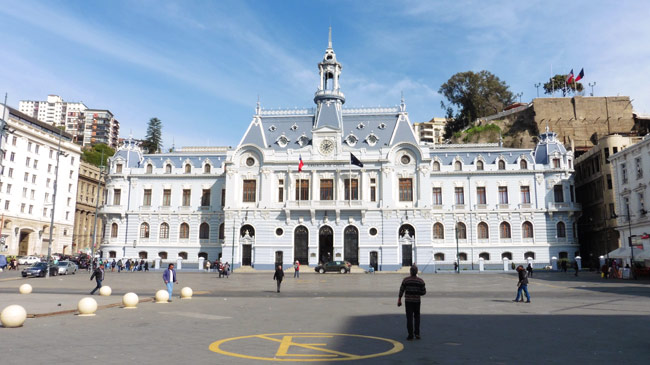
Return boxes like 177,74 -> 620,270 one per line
1,0 -> 649,149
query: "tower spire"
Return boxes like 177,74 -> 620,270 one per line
328,26 -> 332,49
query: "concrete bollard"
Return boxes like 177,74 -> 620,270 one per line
479,258 -> 484,272
576,256 -> 582,270
19,284 -> 32,294
155,290 -> 169,303
1,305 -> 27,328
99,286 -> 112,296
155,258 -> 161,270
77,297 -> 98,316
551,256 -> 558,271
181,287 -> 193,299
198,257 -> 205,272
503,258 -> 509,271
122,293 -> 139,308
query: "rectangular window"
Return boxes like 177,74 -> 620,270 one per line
613,146 -> 618,153
21,203 -> 25,213
8,168 -> 12,177
242,180 -> 256,202
476,187 -> 486,205
113,189 -> 121,205
33,160 -> 38,169
498,186 -> 508,204
454,187 -> 464,205
433,187 -> 443,205
344,178 -> 359,200
163,189 -> 171,206
32,175 -> 37,184
621,163 -> 628,183
607,174 -> 612,189
201,189 -> 211,206
143,189 -> 152,206
570,185 -> 575,202
10,152 -> 14,161
604,148 -> 610,164
116,164 -> 123,173
23,187 -> 27,198
636,157 -> 643,179
370,178 -> 377,202
554,185 -> 564,203
553,158 -> 560,168
278,179 -> 284,203
5,184 -> 9,194
295,180 -> 310,200
46,178 -> 51,187
29,205 -> 33,214
399,178 -> 413,202
24,172 -> 29,182
4,201 -> 9,210
26,157 -> 30,167
221,189 -> 226,207
320,179 -> 333,200
182,189 -> 192,206
609,203 -> 616,219
48,164 -> 52,173
520,186 -> 531,204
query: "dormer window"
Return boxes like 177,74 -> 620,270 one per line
357,122 -> 365,130
433,161 -> 440,171
297,134 -> 310,147
268,125 -> 277,132
115,164 -> 123,173
552,158 -> 560,168
365,133 -> 379,147
276,135 -> 289,148
184,164 -> 192,174
204,164 -> 211,174
455,161 -> 462,171
165,164 -> 172,174
477,160 -> 484,171
520,159 -> 528,170
378,123 -> 386,130
498,160 -> 506,170
146,164 -> 153,174
345,133 -> 358,147
290,123 -> 298,131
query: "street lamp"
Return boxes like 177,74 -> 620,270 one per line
534,83 -> 541,98
588,82 -> 597,96
46,127 -> 68,278
90,156 -> 106,267
455,223 -> 460,274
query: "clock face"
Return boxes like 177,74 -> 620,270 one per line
319,139 -> 334,155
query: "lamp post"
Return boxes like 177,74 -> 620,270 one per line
46,127 -> 68,278
534,83 -> 541,98
455,223 -> 460,274
588,82 -> 597,96
90,155 -> 105,269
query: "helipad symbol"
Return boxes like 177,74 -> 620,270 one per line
209,332 -> 403,362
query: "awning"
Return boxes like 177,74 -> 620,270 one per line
634,249 -> 650,261
608,246 -> 645,260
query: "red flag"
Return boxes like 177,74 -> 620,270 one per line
565,69 -> 574,84
575,68 -> 584,82
298,155 -> 304,172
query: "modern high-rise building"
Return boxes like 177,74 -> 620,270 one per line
18,95 -> 87,128
83,109 -> 120,149
413,118 -> 448,144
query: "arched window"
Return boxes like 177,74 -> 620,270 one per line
110,223 -> 118,238
433,223 -> 444,239
522,221 -> 534,238
520,159 -> 528,170
454,161 -> 462,171
199,222 -> 210,239
456,222 -> 466,239
178,252 -> 188,260
109,251 -> 116,258
524,251 -> 535,260
159,223 -> 169,239
498,160 -> 506,170
146,164 -> 153,174
479,252 -> 490,260
165,164 -> 172,173
556,221 -> 566,238
184,164 -> 191,174
179,223 -> 190,239
477,222 -> 489,239
219,223 -> 225,240
499,222 -> 511,238
458,252 -> 468,261
204,164 -> 211,173
198,252 -> 208,259
432,161 -> 440,171
476,160 -> 484,171
434,253 -> 445,261
139,222 -> 150,238
138,251 -> 148,259
158,251 -> 167,259
240,224 -> 255,237
502,252 -> 513,260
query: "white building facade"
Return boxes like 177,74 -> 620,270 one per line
0,105 -> 81,256
99,34 -> 580,271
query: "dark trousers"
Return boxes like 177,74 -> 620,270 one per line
405,301 -> 421,337
276,280 -> 282,292
90,279 -> 102,294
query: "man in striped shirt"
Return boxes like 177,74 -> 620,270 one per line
398,265 -> 426,340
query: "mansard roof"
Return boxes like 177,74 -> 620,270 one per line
429,146 -> 534,165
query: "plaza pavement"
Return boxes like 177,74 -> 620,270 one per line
0,268 -> 649,364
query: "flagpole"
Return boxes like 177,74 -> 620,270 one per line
551,63 -> 554,97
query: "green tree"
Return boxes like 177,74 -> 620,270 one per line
143,117 -> 162,153
81,143 -> 115,167
439,71 -> 514,139
543,74 -> 584,96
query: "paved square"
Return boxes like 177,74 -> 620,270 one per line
1,270 -> 649,364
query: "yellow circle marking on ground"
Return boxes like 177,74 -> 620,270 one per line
209,332 -> 403,362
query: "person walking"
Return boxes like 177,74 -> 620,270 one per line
162,263 -> 178,302
90,264 -> 105,295
144,261 -> 149,271
561,260 -> 568,273
205,260 -> 211,272
573,260 -> 579,276
273,265 -> 284,293
111,259 -> 116,272
397,265 -> 426,341
513,265 -> 531,303
224,262 -> 230,278
526,263 -> 533,278
293,260 -> 300,278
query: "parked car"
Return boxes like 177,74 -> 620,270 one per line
18,256 -> 41,265
22,262 -> 58,277
57,261 -> 78,275
314,260 -> 352,274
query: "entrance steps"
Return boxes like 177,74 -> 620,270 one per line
234,265 -> 256,273
349,265 -> 365,273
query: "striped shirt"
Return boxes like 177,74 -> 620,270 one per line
399,276 -> 426,303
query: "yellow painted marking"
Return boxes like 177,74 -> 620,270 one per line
193,290 -> 210,295
209,332 -> 403,362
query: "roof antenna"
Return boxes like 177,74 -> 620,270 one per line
172,137 -> 175,152
256,95 -> 261,115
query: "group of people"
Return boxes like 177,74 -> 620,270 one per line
601,259 -> 629,279
92,258 -> 149,273
1,257 -> 18,271
206,260 -> 230,278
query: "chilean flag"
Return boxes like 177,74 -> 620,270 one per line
575,68 -> 585,82
566,69 -> 574,84
298,155 -> 304,172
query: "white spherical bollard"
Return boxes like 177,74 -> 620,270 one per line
19,284 -> 33,294
99,286 -> 112,296
122,292 -> 139,309
77,297 -> 98,316
180,287 -> 193,299
1,305 -> 27,328
155,289 -> 169,303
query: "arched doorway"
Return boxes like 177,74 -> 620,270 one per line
344,226 -> 359,265
399,224 -> 415,267
19,229 -> 34,256
293,226 -> 309,265
240,224 -> 255,266
319,226 -> 334,264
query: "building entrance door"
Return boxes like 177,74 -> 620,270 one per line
293,225 -> 309,265
319,226 -> 333,264
242,244 -> 252,266
369,251 -> 378,271
19,231 -> 30,256
402,244 -> 413,267
344,226 -> 359,265
275,251 -> 283,267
